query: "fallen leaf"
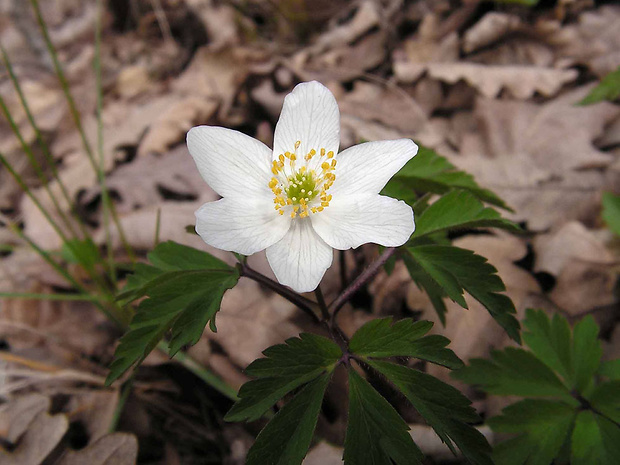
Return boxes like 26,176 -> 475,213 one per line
424,63 -> 578,99
0,410 -> 68,465
0,394 -> 49,443
533,221 -> 618,315
463,12 -> 522,54
55,433 -> 138,465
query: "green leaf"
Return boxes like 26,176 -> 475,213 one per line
225,334 -> 341,422
245,374 -> 331,465
572,315 -> 602,393
107,271 -> 238,385
489,399 -> 576,465
412,190 -> 520,240
588,380 -> 620,424
368,360 -> 492,465
453,348 -> 575,402
600,359 -> 620,380
602,192 -> 620,236
146,240 -> 231,271
388,145 -> 510,209
344,368 -> 423,465
380,177 -> 419,209
522,309 -> 573,386
61,238 -> 100,270
404,245 -> 520,341
579,66 -> 620,105
571,410 -> 620,465
349,317 -> 463,369
106,242 -> 239,385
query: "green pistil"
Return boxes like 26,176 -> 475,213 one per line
285,172 -> 317,205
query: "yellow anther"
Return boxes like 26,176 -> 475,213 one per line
326,194 -> 332,201
290,153 -> 296,161
271,167 -> 279,175
320,148 -> 326,156
285,151 -> 291,159
321,162 -> 330,171
279,154 -> 285,163
318,206 -> 324,212
287,198 -> 292,205
331,159 -> 337,168
290,211 -> 296,218
327,151 -> 334,159
321,201 -> 330,207
269,178 -> 278,188
295,140 -> 301,149
279,210 -> 284,215
311,207 -> 318,214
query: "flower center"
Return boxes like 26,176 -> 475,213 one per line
269,140 -> 336,218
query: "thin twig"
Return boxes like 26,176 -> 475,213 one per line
238,263 -> 320,323
314,286 -> 330,321
329,247 -> 397,318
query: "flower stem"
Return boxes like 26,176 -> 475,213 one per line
238,263 -> 320,323
314,287 -> 330,321
329,247 -> 397,319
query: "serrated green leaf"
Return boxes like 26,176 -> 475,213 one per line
579,66 -> 620,106
246,374 -> 331,465
491,435 -> 533,465
600,359 -> 620,380
106,242 -> 239,385
225,334 -> 341,422
368,360 -> 492,465
489,399 -> 576,465
107,271 -> 238,385
344,368 -> 423,465
602,192 -> 620,236
349,317 -> 463,369
380,177 -> 419,209
571,410 -> 620,465
403,256 -> 448,323
404,245 -> 520,341
588,380 -> 620,424
388,146 -> 509,209
522,309 -> 573,386
572,315 -> 602,393
412,190 -> 520,240
147,240 -> 231,271
453,348 -> 575,402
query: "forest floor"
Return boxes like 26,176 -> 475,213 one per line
0,0 -> 618,464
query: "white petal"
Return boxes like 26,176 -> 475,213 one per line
310,194 -> 414,250
266,219 -> 333,293
330,139 -> 418,196
195,198 -> 291,255
272,81 -> 340,161
187,126 -> 273,199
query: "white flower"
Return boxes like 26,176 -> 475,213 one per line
187,81 -> 417,293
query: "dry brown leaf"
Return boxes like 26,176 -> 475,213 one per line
55,433 -> 138,465
452,86 -> 620,230
463,12 -> 522,54
0,410 -> 68,465
547,5 -> 620,77
303,442 -> 343,465
533,222 -> 618,315
0,394 -> 49,443
65,391 -> 119,443
338,81 -> 427,134
425,63 -> 578,99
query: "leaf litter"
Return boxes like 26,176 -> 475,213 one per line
0,0 -> 619,463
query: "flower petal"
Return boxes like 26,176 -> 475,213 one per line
330,139 -> 418,196
195,198 -> 290,255
310,194 -> 414,250
266,219 -> 333,293
187,126 -> 273,200
272,81 -> 340,161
